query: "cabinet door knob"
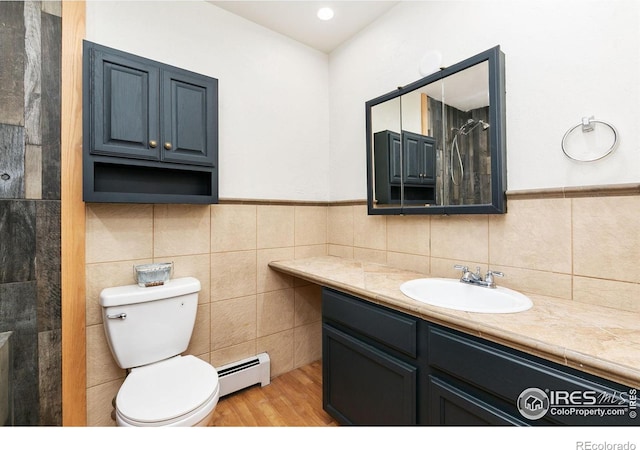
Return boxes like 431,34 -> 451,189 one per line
149,140 -> 157,148
164,142 -> 172,151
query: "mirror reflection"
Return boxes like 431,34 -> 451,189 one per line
437,60 -> 491,207
370,97 -> 402,207
366,46 -> 506,215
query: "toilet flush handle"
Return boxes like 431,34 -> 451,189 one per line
107,312 -> 127,320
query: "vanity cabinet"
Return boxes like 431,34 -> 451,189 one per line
427,324 -> 637,426
322,288 -> 429,425
321,288 -> 637,427
373,130 -> 436,205
83,40 -> 218,204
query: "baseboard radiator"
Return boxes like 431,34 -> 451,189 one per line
217,352 -> 270,397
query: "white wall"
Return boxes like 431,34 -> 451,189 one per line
86,0 -> 330,201
329,0 -> 640,200
86,1 -> 640,202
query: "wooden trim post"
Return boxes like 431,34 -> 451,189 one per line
61,0 -> 86,426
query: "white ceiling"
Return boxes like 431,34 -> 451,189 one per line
208,1 -> 400,53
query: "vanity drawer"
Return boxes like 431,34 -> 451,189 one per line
428,325 -> 634,425
322,288 -> 417,358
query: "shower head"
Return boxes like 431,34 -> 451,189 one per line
457,119 -> 490,135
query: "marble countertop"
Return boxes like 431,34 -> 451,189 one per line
269,256 -> 640,388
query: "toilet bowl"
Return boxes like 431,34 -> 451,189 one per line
115,355 -> 219,427
99,277 -> 219,427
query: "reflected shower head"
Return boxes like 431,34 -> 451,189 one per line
456,119 -> 490,135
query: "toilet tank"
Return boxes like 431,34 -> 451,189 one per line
99,277 -> 201,369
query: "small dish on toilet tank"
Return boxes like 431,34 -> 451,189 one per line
134,262 -> 173,287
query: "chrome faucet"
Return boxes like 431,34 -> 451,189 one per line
454,265 -> 504,288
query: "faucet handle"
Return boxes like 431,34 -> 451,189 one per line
454,265 -> 471,282
485,270 -> 504,288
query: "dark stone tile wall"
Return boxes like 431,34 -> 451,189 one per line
0,125 -> 25,198
0,2 -> 25,127
0,1 -> 62,426
0,281 -> 39,425
36,201 -> 61,332
41,11 -> 61,201
24,1 -> 42,147
0,200 -> 36,283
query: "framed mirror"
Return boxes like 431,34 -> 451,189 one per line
366,46 -> 506,215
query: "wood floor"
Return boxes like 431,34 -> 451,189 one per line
209,360 -> 339,426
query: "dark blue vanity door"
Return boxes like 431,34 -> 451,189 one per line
428,375 -> 529,426
323,324 -> 417,425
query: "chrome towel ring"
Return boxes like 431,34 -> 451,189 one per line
561,116 -> 618,162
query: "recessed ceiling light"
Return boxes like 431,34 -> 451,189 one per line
317,7 -> 334,21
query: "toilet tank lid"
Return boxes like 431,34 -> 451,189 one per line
100,277 -> 201,307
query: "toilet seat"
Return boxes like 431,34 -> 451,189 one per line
116,355 -> 219,427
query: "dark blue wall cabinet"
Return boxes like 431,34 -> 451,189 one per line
83,41 -> 218,204
321,288 -> 637,426
373,130 -> 437,205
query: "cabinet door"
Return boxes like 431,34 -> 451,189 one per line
403,131 -> 436,185
429,375 -> 528,426
161,69 -> 217,167
419,136 -> 436,184
428,325 -> 638,426
403,133 -> 423,184
90,47 -> 160,160
389,133 -> 402,185
323,324 -> 417,425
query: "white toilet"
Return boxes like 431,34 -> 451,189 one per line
99,277 -> 219,427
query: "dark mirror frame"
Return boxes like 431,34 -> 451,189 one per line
366,46 -> 506,215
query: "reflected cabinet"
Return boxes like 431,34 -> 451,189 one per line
373,130 -> 436,205
366,46 -> 506,215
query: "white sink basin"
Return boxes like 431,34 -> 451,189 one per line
400,278 -> 532,313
